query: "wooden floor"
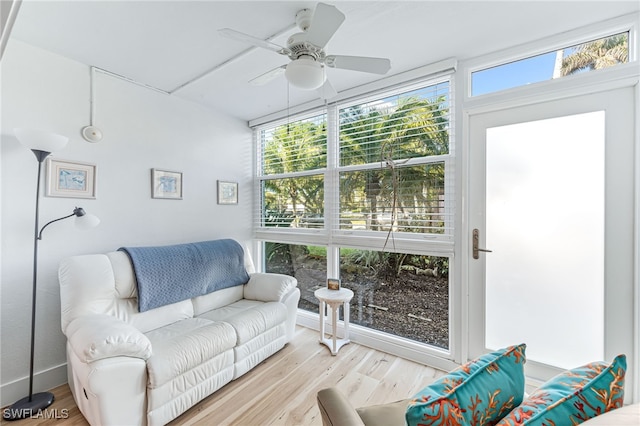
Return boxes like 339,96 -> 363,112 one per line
3,326 -> 446,425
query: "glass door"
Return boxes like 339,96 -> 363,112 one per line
467,87 -> 635,401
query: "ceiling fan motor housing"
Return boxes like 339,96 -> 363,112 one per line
286,33 -> 325,61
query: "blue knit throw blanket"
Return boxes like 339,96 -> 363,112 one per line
119,239 -> 250,312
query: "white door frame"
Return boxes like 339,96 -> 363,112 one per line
462,84 -> 637,402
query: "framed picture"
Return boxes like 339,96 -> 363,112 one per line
327,278 -> 341,291
151,169 -> 183,199
46,158 -> 97,199
217,180 -> 238,205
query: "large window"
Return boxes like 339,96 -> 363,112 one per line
265,243 -> 450,350
257,80 -> 454,240
257,77 -> 454,351
337,82 -> 453,238
258,113 -> 327,230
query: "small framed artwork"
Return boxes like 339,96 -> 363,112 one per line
327,278 -> 341,291
151,169 -> 183,200
46,158 -> 97,199
217,180 -> 238,205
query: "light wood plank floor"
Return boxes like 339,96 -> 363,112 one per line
2,326 -> 446,426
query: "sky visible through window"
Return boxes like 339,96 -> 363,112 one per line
472,52 -> 557,96
472,32 -> 629,96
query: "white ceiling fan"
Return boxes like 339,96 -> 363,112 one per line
219,2 -> 391,100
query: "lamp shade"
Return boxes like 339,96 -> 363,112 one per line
74,213 -> 100,230
285,58 -> 326,90
14,128 -> 69,153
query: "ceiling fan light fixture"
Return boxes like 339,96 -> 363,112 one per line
285,57 -> 326,90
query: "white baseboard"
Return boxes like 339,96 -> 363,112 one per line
1,363 -> 67,408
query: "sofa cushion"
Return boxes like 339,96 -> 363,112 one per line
406,344 -> 526,426
496,354 -> 626,426
144,318 -> 236,388
210,301 -> 287,345
197,299 -> 263,322
192,285 -> 245,316
146,351 -> 234,426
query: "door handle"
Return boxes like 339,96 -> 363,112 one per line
473,228 -> 492,259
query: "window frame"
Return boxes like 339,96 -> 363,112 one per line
254,74 -> 458,364
464,14 -> 638,101
255,75 -> 456,254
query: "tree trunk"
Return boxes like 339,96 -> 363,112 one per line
552,49 -> 565,78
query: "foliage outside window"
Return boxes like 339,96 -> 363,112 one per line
262,175 -> 324,228
259,114 -> 327,229
340,249 -> 449,349
257,80 -> 453,241
264,242 -> 450,349
338,82 -> 452,238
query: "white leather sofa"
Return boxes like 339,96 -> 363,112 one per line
58,244 -> 300,426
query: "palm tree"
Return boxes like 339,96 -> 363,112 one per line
559,34 -> 628,76
376,96 -> 449,234
339,106 -> 386,229
262,118 -> 327,226
338,95 -> 450,234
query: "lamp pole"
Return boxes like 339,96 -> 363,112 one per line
4,150 -> 56,420
5,129 -> 99,421
27,150 -> 55,406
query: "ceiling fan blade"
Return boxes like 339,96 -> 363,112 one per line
325,55 -> 391,75
304,3 -> 345,48
218,28 -> 289,55
317,79 -> 338,100
249,66 -> 286,86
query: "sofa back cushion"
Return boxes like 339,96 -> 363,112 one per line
59,252 -> 193,335
192,286 -> 245,316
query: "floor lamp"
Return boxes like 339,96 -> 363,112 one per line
4,129 -> 100,421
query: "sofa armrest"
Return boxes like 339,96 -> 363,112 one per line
65,314 -> 152,362
317,388 -> 365,426
244,272 -> 297,303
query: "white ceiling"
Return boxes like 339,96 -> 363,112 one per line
9,0 -> 640,122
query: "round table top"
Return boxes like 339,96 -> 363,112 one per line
314,287 -> 354,302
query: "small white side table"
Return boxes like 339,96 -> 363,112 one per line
314,287 -> 354,356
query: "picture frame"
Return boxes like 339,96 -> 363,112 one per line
217,180 -> 238,205
327,278 -> 341,291
46,158 -> 97,199
151,168 -> 183,199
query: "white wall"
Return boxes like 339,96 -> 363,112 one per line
0,39 -> 253,406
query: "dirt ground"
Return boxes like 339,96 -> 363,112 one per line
269,258 -> 449,350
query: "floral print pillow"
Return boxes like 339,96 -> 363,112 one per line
406,344 -> 526,426
496,354 -> 626,426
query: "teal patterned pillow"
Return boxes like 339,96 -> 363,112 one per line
406,344 -> 526,426
496,354 -> 626,426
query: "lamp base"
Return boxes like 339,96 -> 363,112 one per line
2,392 -> 55,421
